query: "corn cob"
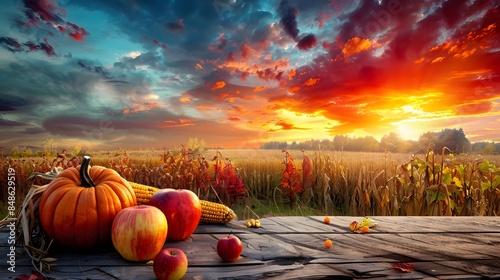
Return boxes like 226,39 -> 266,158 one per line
128,181 -> 236,223
128,181 -> 160,205
199,200 -> 237,224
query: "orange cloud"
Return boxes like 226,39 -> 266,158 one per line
179,97 -> 192,103
455,102 -> 493,115
219,93 -> 231,100
123,101 -> 162,114
268,119 -> 310,132
241,44 -> 252,59
289,86 -> 301,93
302,78 -> 320,86
431,57 -> 445,63
197,105 -> 215,110
342,37 -> 371,56
253,86 -> 266,92
159,118 -> 195,128
211,81 -> 226,90
228,116 -> 241,122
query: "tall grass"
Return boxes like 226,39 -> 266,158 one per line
1,148 -> 499,218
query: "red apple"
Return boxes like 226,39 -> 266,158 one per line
153,248 -> 188,280
217,234 -> 243,262
111,205 -> 168,262
149,189 -> 201,241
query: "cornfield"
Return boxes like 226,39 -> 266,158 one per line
1,147 -> 499,217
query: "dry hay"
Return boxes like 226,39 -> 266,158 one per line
2,168 -> 63,273
17,184 -> 56,273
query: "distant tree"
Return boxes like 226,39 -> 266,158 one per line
472,142 -> 486,152
261,141 -> 288,149
417,132 -> 438,152
10,146 -> 20,157
380,132 -> 406,153
436,128 -> 471,153
482,143 -> 496,155
333,135 -> 351,151
187,137 -> 206,153
360,136 -> 380,152
417,128 -> 471,154
43,138 -> 58,157
22,147 -> 33,157
405,140 -> 419,153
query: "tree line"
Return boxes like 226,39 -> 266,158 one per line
261,128 -> 499,155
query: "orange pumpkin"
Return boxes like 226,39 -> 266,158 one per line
39,156 -> 137,249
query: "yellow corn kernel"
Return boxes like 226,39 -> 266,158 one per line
199,200 -> 236,224
128,182 -> 160,205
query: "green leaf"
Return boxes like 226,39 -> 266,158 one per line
426,189 -> 437,200
456,164 -> 466,175
493,175 -> 500,189
481,182 -> 491,191
449,198 -> 457,210
443,173 -> 452,185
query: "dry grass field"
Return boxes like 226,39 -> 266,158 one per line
2,147 -> 499,219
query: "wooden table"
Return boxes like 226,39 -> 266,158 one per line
1,216 -> 499,279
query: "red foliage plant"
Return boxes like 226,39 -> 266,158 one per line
213,151 -> 246,205
280,149 -> 303,206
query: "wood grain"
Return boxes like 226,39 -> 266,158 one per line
1,216 -> 499,279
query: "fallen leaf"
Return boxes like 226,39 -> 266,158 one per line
392,263 -> 415,272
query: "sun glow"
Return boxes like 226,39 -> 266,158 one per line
264,109 -> 338,142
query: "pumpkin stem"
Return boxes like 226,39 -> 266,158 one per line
80,156 -> 96,187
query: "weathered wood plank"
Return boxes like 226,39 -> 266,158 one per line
1,216 -> 499,280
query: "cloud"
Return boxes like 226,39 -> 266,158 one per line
297,34 -> 317,51
0,37 -> 22,53
0,37 -> 56,56
455,102 -> 493,115
268,119 -> 310,132
0,119 -> 31,127
1,0 -> 499,150
302,78 -> 320,87
21,0 -> 88,41
278,0 -> 300,41
208,33 -> 227,52
253,86 -> 266,92
342,37 -> 371,56
211,81 -> 226,90
165,19 -> 184,32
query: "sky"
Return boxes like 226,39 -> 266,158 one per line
0,0 -> 499,151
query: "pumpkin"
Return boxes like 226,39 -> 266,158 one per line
39,156 -> 137,249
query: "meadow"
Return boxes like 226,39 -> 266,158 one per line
1,147 -> 499,219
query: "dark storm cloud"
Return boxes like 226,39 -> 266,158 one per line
279,0 -> 300,40
20,0 -> 88,40
0,93 -> 39,111
165,19 -> 184,32
297,34 -> 317,50
0,37 -> 22,53
0,119 -> 31,127
0,58 -> 128,134
0,37 -> 57,56
22,126 -> 46,135
77,61 -> 112,79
